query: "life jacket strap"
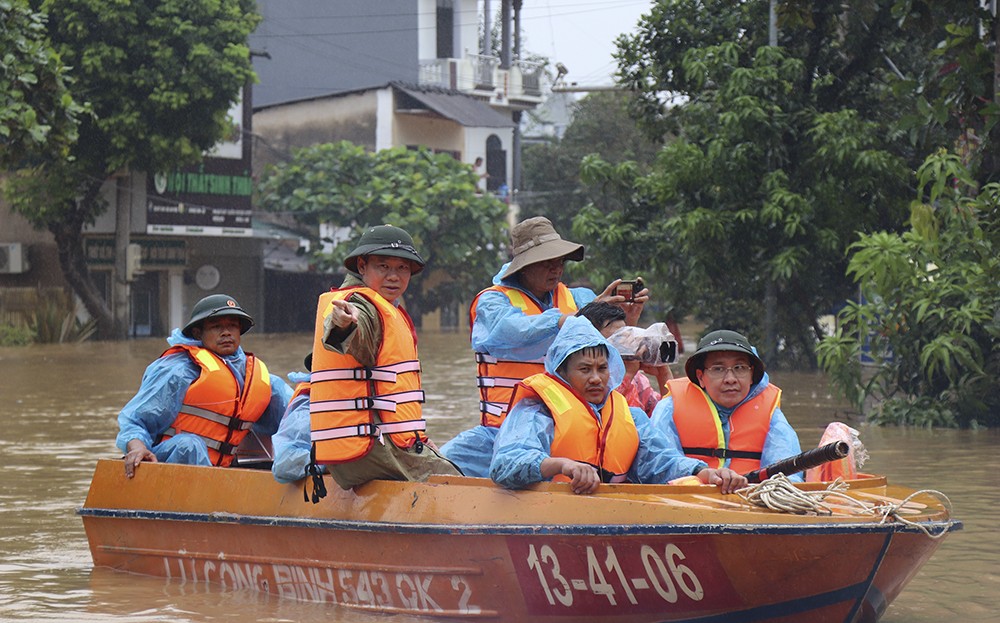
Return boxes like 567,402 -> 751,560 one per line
161,428 -> 239,457
304,446 -> 327,504
683,446 -> 763,460
475,352 -> 498,364
311,360 -> 421,384
594,464 -> 628,484
479,400 -> 506,416
475,352 -> 543,366
178,404 -> 254,431
311,419 -> 426,442
310,390 -> 425,414
476,376 -> 520,389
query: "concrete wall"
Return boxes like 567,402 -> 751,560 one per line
253,92 -> 379,174
394,114 -> 466,154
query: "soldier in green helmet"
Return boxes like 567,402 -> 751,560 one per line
117,294 -> 292,478
272,225 -> 461,489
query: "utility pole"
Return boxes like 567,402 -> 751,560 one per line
764,0 -> 779,364
769,0 -> 777,46
112,175 -> 131,339
482,0 -> 491,55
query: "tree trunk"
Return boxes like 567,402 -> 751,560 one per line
112,176 -> 130,339
406,293 -> 424,329
49,187 -> 118,340
994,8 -> 999,109
763,279 -> 778,365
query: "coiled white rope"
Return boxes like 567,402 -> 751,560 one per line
735,473 -> 954,539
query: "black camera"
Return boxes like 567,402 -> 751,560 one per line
658,339 -> 677,364
615,277 -> 644,302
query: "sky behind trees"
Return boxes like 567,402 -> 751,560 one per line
519,0 -> 650,86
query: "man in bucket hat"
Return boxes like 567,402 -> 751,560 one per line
117,294 -> 293,478
286,225 -> 460,490
442,216 -> 648,478
650,329 -> 803,481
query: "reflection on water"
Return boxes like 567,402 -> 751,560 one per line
0,331 -> 994,622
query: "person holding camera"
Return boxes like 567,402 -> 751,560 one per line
650,330 -> 803,481
576,302 -> 673,417
441,216 -> 644,478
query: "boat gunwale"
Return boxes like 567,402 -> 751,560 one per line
77,506 -> 963,537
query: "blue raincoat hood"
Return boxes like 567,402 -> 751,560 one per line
544,316 -> 626,406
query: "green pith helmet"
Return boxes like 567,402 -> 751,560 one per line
685,329 -> 765,386
182,294 -> 254,337
343,225 -> 425,274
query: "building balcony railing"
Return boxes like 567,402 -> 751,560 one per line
469,53 -> 499,89
516,60 -> 544,96
418,54 -> 544,108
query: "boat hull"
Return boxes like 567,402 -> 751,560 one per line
79,460 -> 958,622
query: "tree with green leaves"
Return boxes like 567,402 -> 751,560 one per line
891,0 -> 1000,183
817,151 -> 1000,427
256,141 -> 509,326
584,1 -> 922,367
2,0 -> 259,339
0,0 -> 84,168
520,91 -> 675,323
522,90 -> 662,238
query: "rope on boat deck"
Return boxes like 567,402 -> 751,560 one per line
735,474 -> 953,539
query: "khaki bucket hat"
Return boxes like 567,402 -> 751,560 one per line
500,217 -> 585,279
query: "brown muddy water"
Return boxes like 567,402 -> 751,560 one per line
0,330 -> 995,622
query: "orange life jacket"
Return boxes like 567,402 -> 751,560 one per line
665,378 -> 780,473
157,344 -> 273,467
290,381 -> 310,403
309,287 -> 427,465
469,283 -> 578,427
510,373 -> 639,483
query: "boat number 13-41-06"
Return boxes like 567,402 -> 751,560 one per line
525,543 -> 704,607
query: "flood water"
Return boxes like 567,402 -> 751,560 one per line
0,329 -> 995,622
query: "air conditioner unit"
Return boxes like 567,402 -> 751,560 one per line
0,243 -> 30,274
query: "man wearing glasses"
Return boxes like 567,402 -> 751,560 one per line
650,330 -> 803,482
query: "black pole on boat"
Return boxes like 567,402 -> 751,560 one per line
743,440 -> 850,484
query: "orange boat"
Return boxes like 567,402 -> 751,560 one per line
78,459 -> 958,622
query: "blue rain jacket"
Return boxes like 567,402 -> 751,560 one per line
271,372 -> 317,483
116,328 -> 293,464
441,425 -> 498,478
649,371 -> 804,482
470,263 -> 597,362
489,316 -> 706,489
